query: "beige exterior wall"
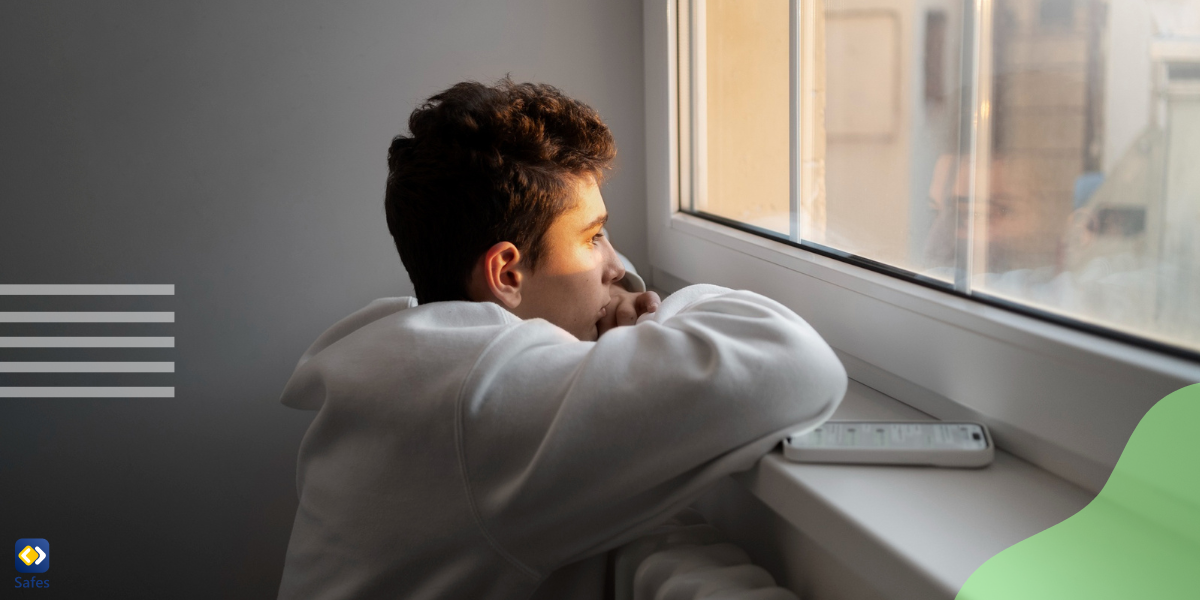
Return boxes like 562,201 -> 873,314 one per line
703,0 -> 792,234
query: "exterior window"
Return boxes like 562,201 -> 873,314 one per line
678,0 -> 1200,357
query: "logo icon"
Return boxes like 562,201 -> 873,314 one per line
15,539 -> 49,573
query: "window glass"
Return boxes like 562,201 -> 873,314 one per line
974,0 -> 1200,351
692,0 -> 791,235
684,0 -> 1200,354
821,2 -> 965,280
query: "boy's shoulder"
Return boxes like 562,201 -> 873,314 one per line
280,297 -> 526,410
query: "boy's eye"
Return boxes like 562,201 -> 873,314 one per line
591,232 -> 605,244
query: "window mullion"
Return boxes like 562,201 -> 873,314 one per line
677,0 -> 693,214
790,0 -> 802,243
963,0 -> 995,295
692,0 -> 709,215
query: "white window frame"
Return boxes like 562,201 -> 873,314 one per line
643,0 -> 1200,493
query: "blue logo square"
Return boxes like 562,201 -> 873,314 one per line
15,539 -> 49,573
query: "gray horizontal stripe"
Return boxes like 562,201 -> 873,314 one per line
0,387 -> 175,398
0,362 -> 175,373
0,337 -> 174,348
0,285 -> 174,296
0,312 -> 174,323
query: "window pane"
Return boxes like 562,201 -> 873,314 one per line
699,0 -> 791,235
685,0 -> 1200,354
975,0 -> 1200,351
818,1 -> 967,282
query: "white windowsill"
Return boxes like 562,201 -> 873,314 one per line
731,380 -> 1095,598
647,209 -> 1200,493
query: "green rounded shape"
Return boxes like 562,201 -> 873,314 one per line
956,383 -> 1200,599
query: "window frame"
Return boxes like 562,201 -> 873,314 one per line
643,0 -> 1200,493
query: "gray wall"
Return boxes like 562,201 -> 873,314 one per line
0,1 -> 645,596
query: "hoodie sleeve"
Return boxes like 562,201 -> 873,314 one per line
455,284 -> 847,577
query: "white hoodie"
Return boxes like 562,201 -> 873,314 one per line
277,284 -> 846,599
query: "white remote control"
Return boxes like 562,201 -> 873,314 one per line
784,421 -> 994,468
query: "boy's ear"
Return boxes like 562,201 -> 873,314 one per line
477,241 -> 524,308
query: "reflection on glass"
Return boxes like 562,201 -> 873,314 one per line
974,0 -> 1200,350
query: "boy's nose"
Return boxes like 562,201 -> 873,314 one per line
604,239 -> 626,284
611,262 -> 626,285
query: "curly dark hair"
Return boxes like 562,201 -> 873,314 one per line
385,78 -> 617,304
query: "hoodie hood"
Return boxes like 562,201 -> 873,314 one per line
279,296 -> 419,410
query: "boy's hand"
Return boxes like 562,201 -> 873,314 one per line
597,283 -> 660,337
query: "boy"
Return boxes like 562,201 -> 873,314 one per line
277,78 -> 846,599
